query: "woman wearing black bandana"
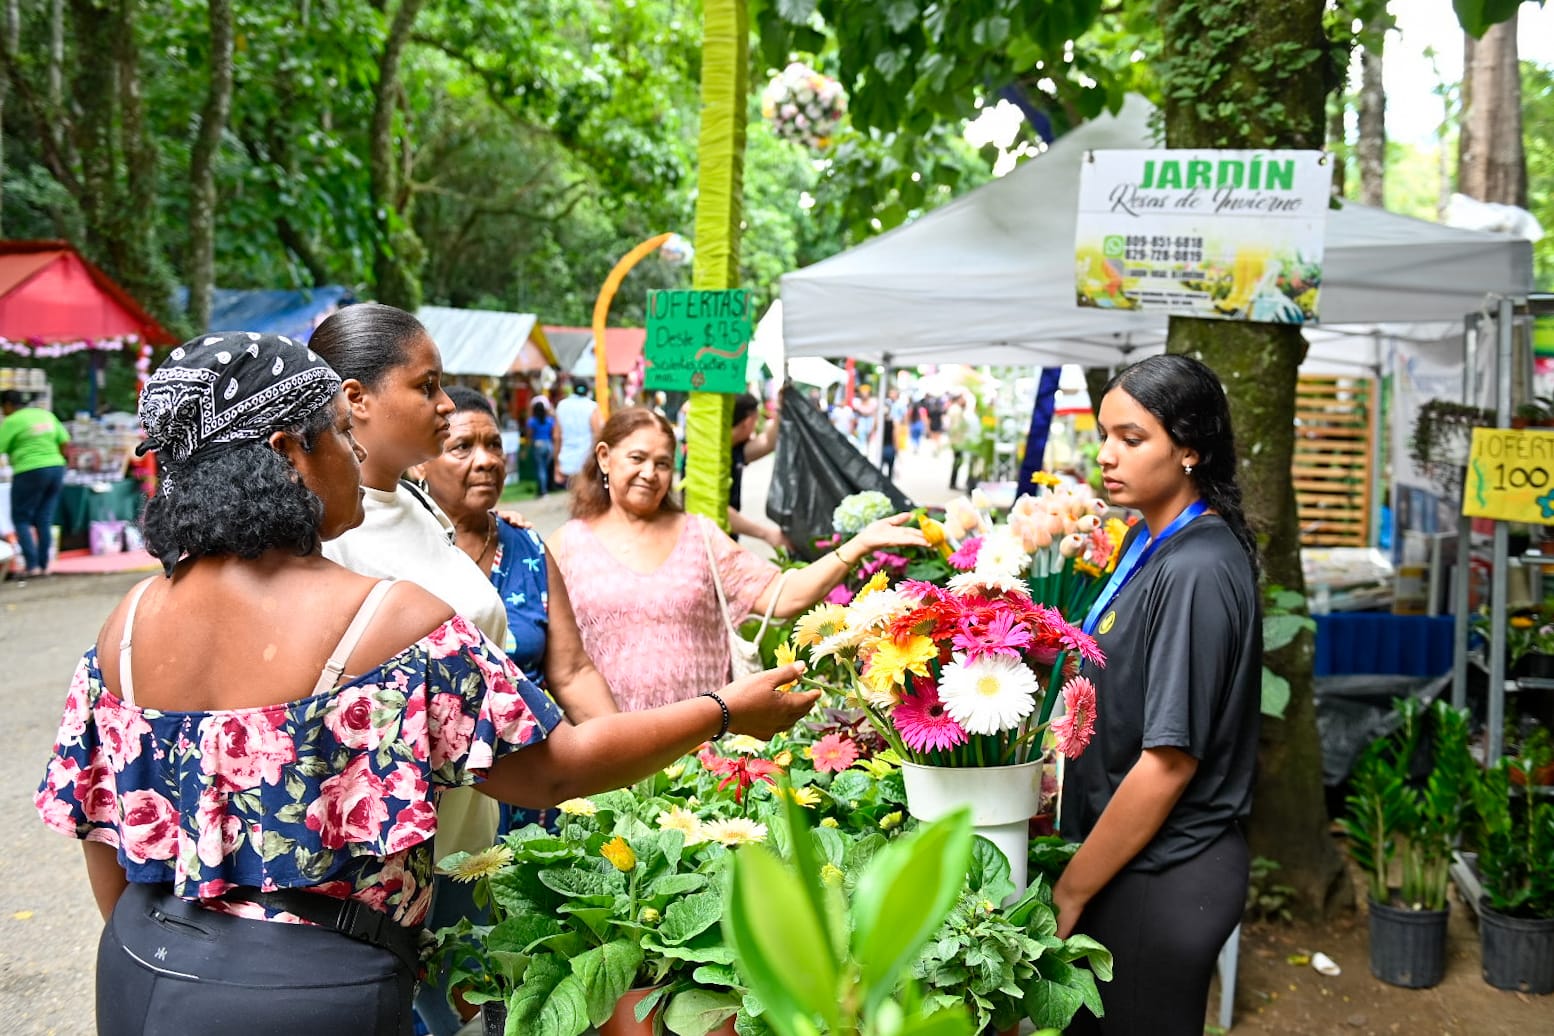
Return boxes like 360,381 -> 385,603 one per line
1056,355 -> 1261,1036
33,332 -> 816,1036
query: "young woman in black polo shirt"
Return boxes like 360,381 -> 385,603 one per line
1055,354 -> 1261,1036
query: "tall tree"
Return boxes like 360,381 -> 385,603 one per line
1357,48 -> 1386,206
186,0 -> 234,332
369,0 -> 427,309
1459,14 -> 1526,206
1156,0 -> 1349,915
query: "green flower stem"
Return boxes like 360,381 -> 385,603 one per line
1035,651 -> 1070,727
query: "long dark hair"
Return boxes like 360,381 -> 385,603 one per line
571,407 -> 680,520
309,302 -> 427,389
1106,354 -> 1259,573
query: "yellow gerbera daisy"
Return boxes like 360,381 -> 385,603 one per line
774,785 -> 822,809
853,570 -> 890,602
558,797 -> 598,817
438,844 -> 514,883
600,836 -> 637,872
856,748 -> 903,779
774,642 -> 799,692
1030,470 -> 1062,488
878,810 -> 904,832
662,762 -> 686,781
865,635 -> 938,692
793,603 -> 849,649
820,817 -> 840,828
773,748 -> 794,767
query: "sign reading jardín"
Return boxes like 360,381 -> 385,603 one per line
1075,149 -> 1329,323
1464,427 -> 1554,525
644,289 -> 753,395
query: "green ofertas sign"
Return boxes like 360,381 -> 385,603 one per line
644,289 -> 752,395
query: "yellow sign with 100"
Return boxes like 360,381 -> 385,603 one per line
1463,427 -> 1554,525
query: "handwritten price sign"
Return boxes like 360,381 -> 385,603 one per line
644,289 -> 753,395
1464,427 -> 1554,525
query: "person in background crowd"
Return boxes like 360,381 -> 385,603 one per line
0,388 -> 70,579
1056,354 -> 1260,1036
36,331 -> 817,1036
524,397 -> 557,496
726,392 -> 787,548
880,400 -> 898,479
947,393 -> 981,491
555,382 -> 602,487
925,393 -> 946,452
852,382 -> 878,454
829,394 -> 855,441
909,395 -> 927,452
550,407 -> 925,712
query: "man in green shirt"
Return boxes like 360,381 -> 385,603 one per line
0,389 -> 70,577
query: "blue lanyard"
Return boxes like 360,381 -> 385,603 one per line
1082,500 -> 1208,635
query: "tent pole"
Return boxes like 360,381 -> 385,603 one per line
1486,296 -> 1514,764
1451,314 -> 1477,711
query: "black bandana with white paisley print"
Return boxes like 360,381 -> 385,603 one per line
136,331 -> 341,464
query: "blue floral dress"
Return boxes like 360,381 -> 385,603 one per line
35,616 -> 562,930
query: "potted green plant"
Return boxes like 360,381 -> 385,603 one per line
1472,747 -> 1554,994
1408,399 -> 1494,500
1340,698 -> 1473,988
433,789 -> 746,1036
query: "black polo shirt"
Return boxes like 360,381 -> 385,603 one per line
1060,515 -> 1261,871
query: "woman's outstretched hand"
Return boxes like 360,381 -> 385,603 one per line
846,512 -> 930,559
719,661 -> 819,739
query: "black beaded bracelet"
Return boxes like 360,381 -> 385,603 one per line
701,690 -> 731,741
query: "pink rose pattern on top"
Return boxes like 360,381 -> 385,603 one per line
34,615 -> 560,929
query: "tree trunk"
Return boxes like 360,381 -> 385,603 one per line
0,0 -> 16,235
1326,96 -> 1345,199
369,0 -> 426,309
1357,48 -> 1385,207
187,0 -> 235,333
1158,0 -> 1351,919
1459,16 -> 1526,207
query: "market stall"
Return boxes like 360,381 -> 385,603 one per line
0,240 -> 173,556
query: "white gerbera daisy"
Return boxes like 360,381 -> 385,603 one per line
558,797 -> 598,816
701,817 -> 769,846
811,623 -> 868,662
976,529 -> 1031,578
846,588 -> 909,632
656,806 -> 708,845
948,569 -> 1031,597
937,652 -> 1039,735
724,733 -> 768,756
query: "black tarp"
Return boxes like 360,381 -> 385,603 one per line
766,384 -> 913,560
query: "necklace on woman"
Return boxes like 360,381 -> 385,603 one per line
474,512 -> 497,566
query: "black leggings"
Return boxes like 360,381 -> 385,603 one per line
96,883 -> 415,1036
1067,825 -> 1248,1036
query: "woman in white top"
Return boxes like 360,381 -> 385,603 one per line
309,303 -> 612,1034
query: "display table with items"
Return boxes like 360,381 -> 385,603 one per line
57,412 -> 147,552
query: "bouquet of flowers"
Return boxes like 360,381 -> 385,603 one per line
787,571 -> 1103,769
760,62 -> 847,149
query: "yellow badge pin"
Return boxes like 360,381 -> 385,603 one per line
1098,611 -> 1117,635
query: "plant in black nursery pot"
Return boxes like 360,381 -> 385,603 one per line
1341,699 -> 1472,988
1470,747 -> 1554,994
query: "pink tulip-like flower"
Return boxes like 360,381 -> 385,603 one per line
1051,676 -> 1098,759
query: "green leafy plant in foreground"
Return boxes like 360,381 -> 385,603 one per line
724,794 -> 977,1036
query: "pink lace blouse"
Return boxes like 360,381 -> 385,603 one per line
554,514 -> 779,711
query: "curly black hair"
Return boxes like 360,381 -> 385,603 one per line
141,405 -> 335,576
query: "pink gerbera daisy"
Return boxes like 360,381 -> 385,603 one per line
892,678 -> 968,754
951,609 -> 1034,662
808,733 -> 860,773
947,536 -> 983,571
1050,676 -> 1098,758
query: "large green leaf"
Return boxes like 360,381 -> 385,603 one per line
508,955 -> 590,1036
570,940 -> 644,1027
849,809 -> 974,1015
663,987 -> 743,1036
646,872 -> 709,899
657,889 -> 725,945
538,866 -> 623,903
1260,668 -> 1291,719
1453,0 -> 1528,39
725,845 -> 841,1036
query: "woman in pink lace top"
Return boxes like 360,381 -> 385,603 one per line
551,408 -> 926,712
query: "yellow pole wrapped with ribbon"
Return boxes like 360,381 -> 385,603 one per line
681,0 -> 748,529
591,233 -> 673,420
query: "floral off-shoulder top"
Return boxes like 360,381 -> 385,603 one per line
34,616 -> 562,929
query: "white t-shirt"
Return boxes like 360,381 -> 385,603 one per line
323,481 -> 509,856
555,394 -> 599,476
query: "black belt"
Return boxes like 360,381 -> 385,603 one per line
220,888 -> 422,973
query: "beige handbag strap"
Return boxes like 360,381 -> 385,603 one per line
698,517 -> 741,638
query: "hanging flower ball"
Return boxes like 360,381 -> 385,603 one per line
761,62 -> 846,150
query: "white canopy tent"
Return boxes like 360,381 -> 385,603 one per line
417,305 -> 553,376
779,95 -> 1533,368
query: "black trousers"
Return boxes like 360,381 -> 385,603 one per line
1067,825 -> 1248,1036
96,883 -> 415,1036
